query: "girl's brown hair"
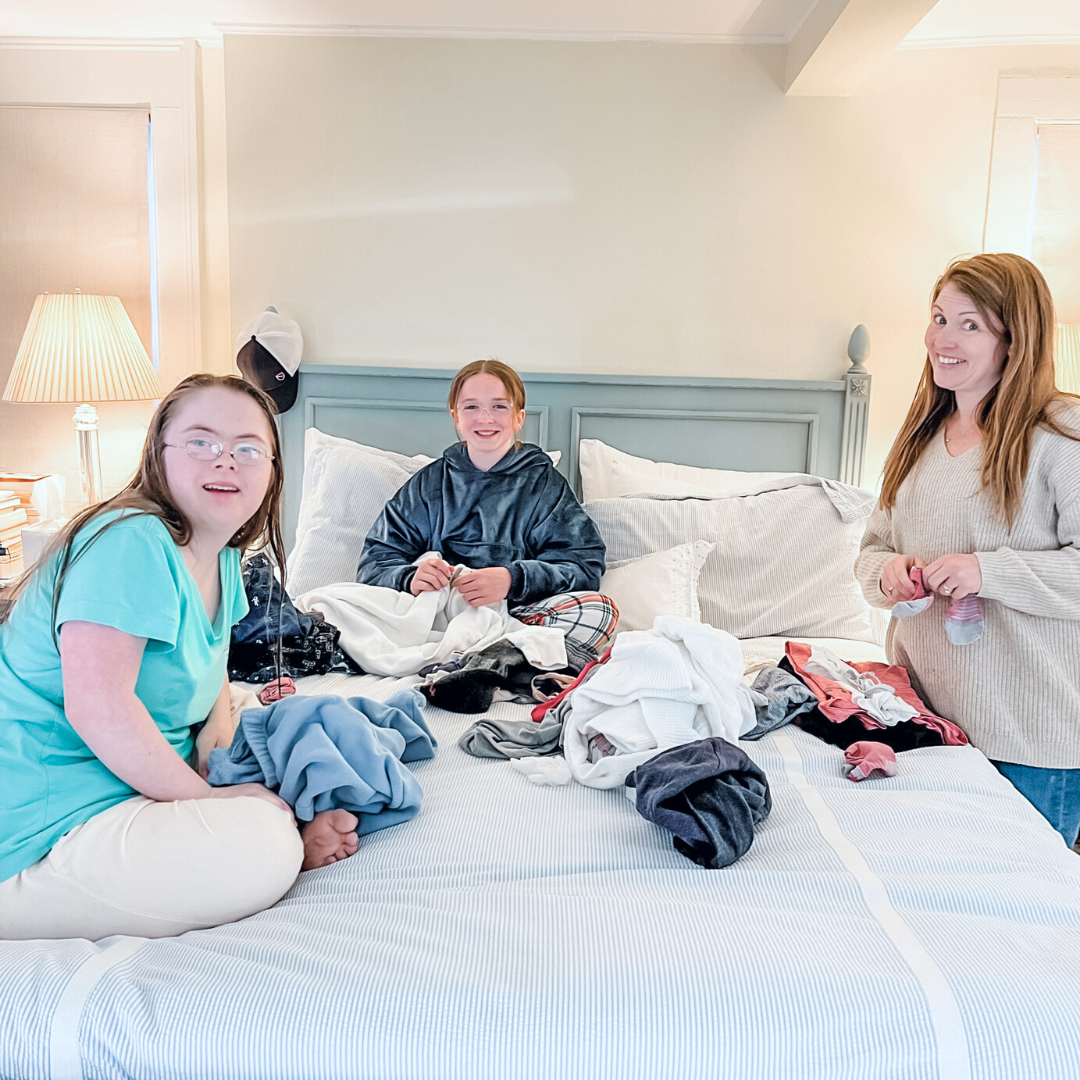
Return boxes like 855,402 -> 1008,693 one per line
447,358 -> 526,414
0,373 -> 286,629
880,253 -> 1078,526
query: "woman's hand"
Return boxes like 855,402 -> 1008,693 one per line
454,566 -> 512,607
195,720 -> 234,779
923,553 -> 982,600
208,781 -> 293,818
410,557 -> 454,595
879,554 -> 927,602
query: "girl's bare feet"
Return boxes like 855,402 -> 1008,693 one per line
300,809 -> 359,870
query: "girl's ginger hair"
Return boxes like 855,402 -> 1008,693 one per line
0,373 -> 286,629
447,358 -> 526,413
880,253 -> 1079,526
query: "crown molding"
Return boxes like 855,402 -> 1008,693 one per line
897,34 -> 1080,51
213,22 -> 785,45
0,36 -> 188,51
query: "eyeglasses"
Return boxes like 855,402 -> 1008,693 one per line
164,438 -> 273,466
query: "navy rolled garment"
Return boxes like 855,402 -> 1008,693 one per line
207,690 -> 436,834
356,442 -> 605,606
628,738 -> 772,869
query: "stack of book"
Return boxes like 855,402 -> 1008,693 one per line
0,472 -> 48,581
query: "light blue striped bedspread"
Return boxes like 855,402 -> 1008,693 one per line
3,667 -> 1080,1080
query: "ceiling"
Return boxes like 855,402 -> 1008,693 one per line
2,0 -> 1079,47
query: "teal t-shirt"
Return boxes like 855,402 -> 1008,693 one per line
0,511 -> 248,881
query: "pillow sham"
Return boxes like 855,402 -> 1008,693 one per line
599,540 -> 714,635
585,478 -> 878,643
287,432 -> 433,596
579,438 -> 790,502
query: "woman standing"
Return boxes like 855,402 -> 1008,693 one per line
0,375 -> 354,941
857,254 -> 1080,845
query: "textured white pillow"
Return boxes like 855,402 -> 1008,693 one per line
600,540 -> 714,635
287,432 -> 434,595
579,438 -> 791,502
585,478 -> 878,642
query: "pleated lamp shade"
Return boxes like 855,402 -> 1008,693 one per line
2,293 -> 162,403
1056,323 -> 1080,396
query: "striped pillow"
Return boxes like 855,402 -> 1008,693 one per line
585,479 -> 878,642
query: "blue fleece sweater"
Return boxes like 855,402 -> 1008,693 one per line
356,442 -> 606,606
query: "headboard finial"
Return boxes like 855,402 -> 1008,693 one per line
847,324 -> 870,373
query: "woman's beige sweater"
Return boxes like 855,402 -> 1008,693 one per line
856,411 -> 1080,768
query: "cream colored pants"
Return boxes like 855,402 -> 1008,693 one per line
0,794 -> 303,941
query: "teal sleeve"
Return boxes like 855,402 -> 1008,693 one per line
54,518 -> 183,645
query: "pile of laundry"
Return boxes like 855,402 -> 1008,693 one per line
746,641 -> 967,754
229,555 -> 355,684
458,617 -> 772,869
454,622 -> 971,868
296,575 -> 568,680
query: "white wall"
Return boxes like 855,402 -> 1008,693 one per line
224,36 -> 1080,487
0,40 -> 232,509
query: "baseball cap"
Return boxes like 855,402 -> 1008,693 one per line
235,307 -> 303,414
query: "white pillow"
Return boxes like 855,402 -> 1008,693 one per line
579,438 -> 791,502
600,541 -> 714,635
585,478 -> 878,643
287,432 -> 434,596
288,430 -> 564,596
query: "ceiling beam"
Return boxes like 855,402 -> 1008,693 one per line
784,0 -> 940,97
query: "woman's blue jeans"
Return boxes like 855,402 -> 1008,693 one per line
993,761 -> 1080,848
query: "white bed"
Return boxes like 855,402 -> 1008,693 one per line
3,366 -> 1080,1080
5,654 -> 1080,1080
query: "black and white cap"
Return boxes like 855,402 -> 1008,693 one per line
235,307 -> 303,414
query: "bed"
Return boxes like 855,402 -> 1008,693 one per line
4,355 -> 1080,1080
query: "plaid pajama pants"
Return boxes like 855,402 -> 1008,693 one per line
510,591 -> 619,672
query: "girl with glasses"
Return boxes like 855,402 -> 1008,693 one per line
0,374 -> 355,940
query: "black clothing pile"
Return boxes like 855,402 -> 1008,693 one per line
421,639 -> 571,714
228,555 -> 356,684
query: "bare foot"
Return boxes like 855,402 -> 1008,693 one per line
300,809 -> 359,870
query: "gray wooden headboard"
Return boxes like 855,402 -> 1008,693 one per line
279,337 -> 872,550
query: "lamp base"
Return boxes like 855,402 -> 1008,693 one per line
73,403 -> 103,505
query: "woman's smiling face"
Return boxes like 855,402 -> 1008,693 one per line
925,282 -> 1009,403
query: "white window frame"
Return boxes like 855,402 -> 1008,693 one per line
0,38 -> 204,391
984,75 -> 1080,256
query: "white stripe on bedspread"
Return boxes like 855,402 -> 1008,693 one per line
774,732 -> 970,1080
5,669 -> 1080,1080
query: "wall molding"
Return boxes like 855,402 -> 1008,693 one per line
898,35 -> 1080,52
214,23 -> 785,45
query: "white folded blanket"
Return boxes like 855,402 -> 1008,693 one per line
563,616 -> 757,789
296,581 -> 567,678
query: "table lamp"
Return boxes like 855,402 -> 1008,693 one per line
1056,323 -> 1080,396
2,292 -> 163,505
